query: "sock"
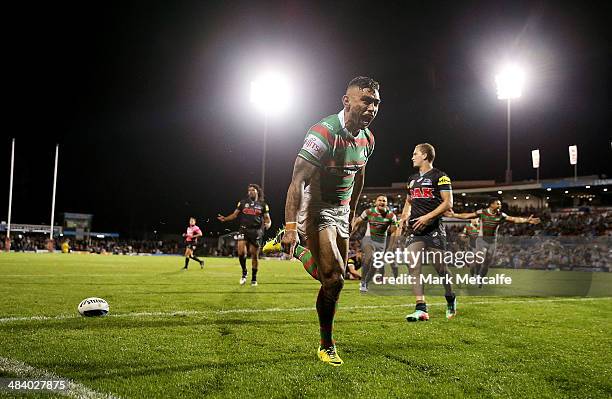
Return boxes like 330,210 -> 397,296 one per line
239,255 -> 247,277
316,287 -> 339,348
190,255 -> 202,263
184,257 -> 189,268
445,294 -> 456,305
251,268 -> 258,281
294,245 -> 319,280
416,302 -> 427,313
392,266 -> 399,279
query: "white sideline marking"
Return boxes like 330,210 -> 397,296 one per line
0,297 -> 609,324
0,356 -> 119,399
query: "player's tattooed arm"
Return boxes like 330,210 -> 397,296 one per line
217,209 -> 240,222
281,157 -> 318,254
412,191 -> 454,231
349,167 -> 365,223
506,215 -> 541,224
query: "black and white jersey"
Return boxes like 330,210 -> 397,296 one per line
407,168 -> 452,233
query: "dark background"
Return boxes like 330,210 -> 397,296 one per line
4,1 -> 611,237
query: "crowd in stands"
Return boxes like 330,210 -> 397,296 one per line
350,206 -> 611,272
2,206 -> 610,272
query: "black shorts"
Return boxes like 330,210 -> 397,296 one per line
404,225 -> 447,251
239,228 -> 263,247
185,241 -> 197,251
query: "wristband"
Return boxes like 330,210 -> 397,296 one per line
285,222 -> 298,231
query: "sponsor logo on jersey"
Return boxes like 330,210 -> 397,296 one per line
321,122 -> 334,131
408,180 -> 415,189
410,187 -> 434,199
417,177 -> 423,183
422,179 -> 432,185
303,135 -> 328,159
242,207 -> 261,216
438,175 -> 451,185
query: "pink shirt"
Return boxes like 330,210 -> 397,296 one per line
185,225 -> 202,242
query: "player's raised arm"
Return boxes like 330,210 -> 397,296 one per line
449,210 -> 479,219
281,157 -> 318,254
506,214 -> 541,224
217,206 -> 240,222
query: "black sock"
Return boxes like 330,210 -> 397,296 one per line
184,257 -> 189,268
392,267 -> 399,279
416,302 -> 427,312
445,294 -> 456,305
252,268 -> 258,281
239,256 -> 247,276
190,255 -> 202,263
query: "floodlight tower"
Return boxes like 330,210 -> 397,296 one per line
250,72 -> 291,192
495,64 -> 524,184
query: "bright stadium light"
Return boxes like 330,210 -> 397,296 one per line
495,63 -> 525,184
495,64 -> 524,100
250,72 -> 291,116
249,71 -> 292,191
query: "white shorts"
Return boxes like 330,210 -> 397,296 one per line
297,202 -> 351,240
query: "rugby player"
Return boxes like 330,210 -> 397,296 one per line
449,198 -> 540,283
461,218 -> 480,276
182,217 -> 204,270
218,184 -> 271,286
351,195 -> 398,292
398,143 -> 456,321
263,76 -> 380,366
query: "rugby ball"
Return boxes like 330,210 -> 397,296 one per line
78,297 -> 109,317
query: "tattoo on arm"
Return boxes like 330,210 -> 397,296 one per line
284,157 -> 318,224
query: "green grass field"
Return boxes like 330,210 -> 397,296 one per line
0,253 -> 610,398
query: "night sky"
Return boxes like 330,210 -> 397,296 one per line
4,1 -> 611,238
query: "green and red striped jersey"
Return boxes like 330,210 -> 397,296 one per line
360,207 -> 397,243
298,111 -> 375,205
463,224 -> 480,238
477,208 -> 507,239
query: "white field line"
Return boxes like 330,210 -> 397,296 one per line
0,356 -> 120,399
0,297 -> 610,324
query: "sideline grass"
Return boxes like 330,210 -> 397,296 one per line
0,253 -> 610,398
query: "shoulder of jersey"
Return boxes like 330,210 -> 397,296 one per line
316,114 -> 342,134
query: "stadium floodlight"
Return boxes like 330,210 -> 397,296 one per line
495,63 -> 525,184
250,72 -> 291,116
250,72 -> 292,191
495,64 -> 524,100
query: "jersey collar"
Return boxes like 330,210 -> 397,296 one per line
419,166 -> 434,177
337,109 -> 360,139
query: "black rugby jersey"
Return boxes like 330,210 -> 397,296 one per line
236,198 -> 269,230
407,168 -> 452,232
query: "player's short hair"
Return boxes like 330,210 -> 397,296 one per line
376,195 -> 387,201
488,197 -> 501,206
189,216 -> 196,222
415,143 -> 436,163
347,76 -> 379,92
248,184 -> 264,200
